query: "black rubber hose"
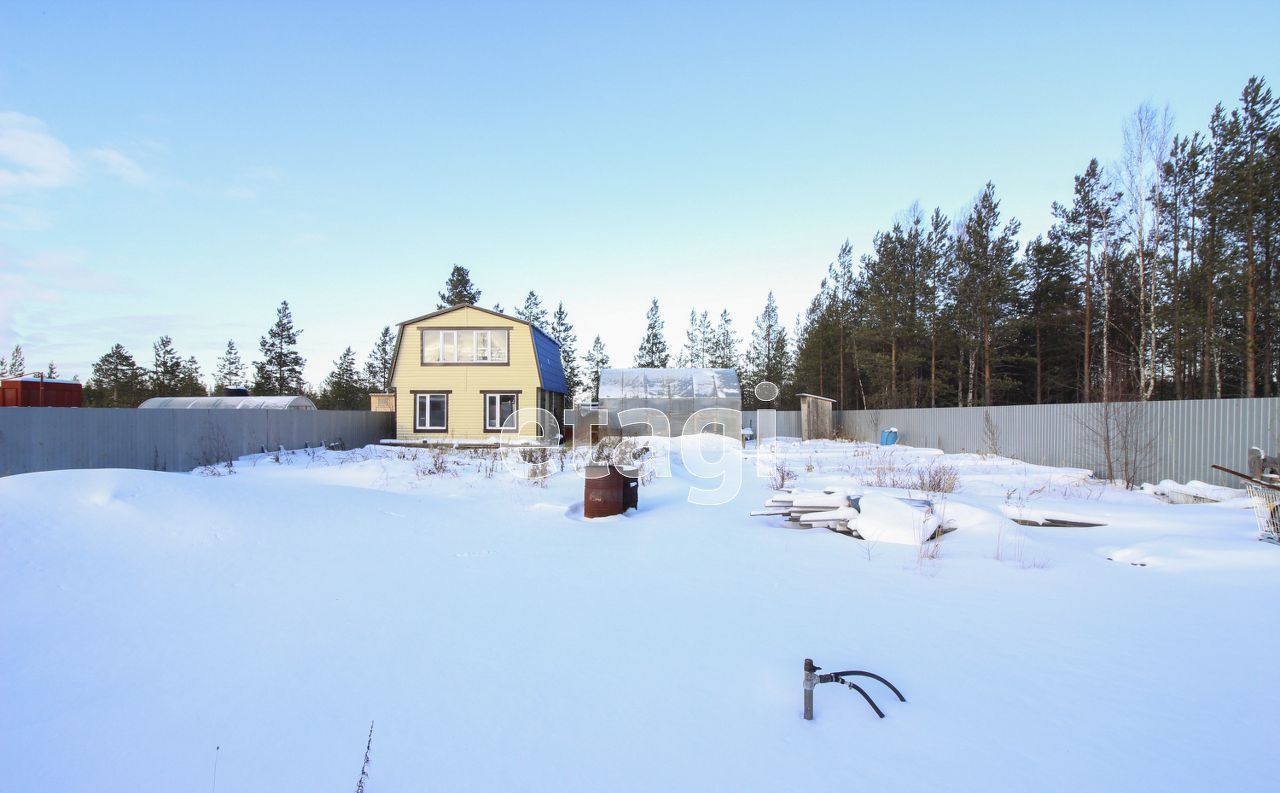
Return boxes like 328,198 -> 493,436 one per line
843,681 -> 885,718
828,670 -> 907,703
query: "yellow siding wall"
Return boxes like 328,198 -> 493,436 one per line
391,307 -> 543,440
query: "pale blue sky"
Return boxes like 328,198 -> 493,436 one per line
1,1 -> 1276,383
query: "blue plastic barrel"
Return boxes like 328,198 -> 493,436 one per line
879,428 -> 899,446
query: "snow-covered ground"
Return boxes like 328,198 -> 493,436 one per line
2,439 -> 1278,792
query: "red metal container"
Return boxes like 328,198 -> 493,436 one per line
583,465 -> 639,518
1,377 -> 83,407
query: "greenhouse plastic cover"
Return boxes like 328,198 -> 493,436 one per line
597,368 -> 741,400
138,396 -> 317,410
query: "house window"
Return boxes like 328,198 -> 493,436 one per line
484,393 -> 518,432
473,330 -> 508,362
415,393 -> 448,431
422,329 -> 509,364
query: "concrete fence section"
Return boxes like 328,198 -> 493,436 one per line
744,398 -> 1280,486
0,408 -> 395,477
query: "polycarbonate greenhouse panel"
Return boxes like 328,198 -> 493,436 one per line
138,395 -> 318,410
595,368 -> 742,436
597,368 -> 741,400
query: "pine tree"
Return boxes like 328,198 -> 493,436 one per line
707,309 -> 740,369
548,302 -> 582,402
87,344 -> 147,407
744,292 -> 792,408
678,310 -> 714,367
176,356 -> 206,396
45,362 -> 58,378
252,300 -> 306,395
364,326 -> 395,392
954,182 -> 1023,406
516,291 -> 548,329
634,298 -> 670,367
677,310 -> 698,367
214,340 -> 245,391
1219,77 -> 1278,396
922,208 -> 953,407
859,211 -> 928,407
828,241 -> 861,410
1053,159 -> 1122,401
320,347 -> 366,409
437,265 -> 481,308
493,303 -> 505,314
150,335 -> 185,396
1020,232 -> 1081,403
6,344 -> 25,376
583,335 -> 610,402
1159,132 -> 1210,398
793,282 -> 840,401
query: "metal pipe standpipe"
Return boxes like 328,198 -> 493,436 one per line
803,658 -> 906,721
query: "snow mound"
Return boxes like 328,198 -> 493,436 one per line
855,493 -> 940,545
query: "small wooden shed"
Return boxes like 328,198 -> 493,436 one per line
797,393 -> 836,440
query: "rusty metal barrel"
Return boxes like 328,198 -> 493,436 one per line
584,465 -> 639,518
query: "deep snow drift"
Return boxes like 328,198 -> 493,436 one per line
2,439 -> 1277,792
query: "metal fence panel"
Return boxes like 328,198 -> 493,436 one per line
741,410 -> 801,439
742,398 -> 1280,486
0,409 -> 396,477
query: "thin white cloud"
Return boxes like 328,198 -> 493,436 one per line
0,245 -> 134,343
223,185 -> 259,200
87,147 -> 151,186
0,112 -> 77,193
0,203 -> 52,231
223,166 -> 283,200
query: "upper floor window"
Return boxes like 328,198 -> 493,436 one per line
422,328 -> 509,364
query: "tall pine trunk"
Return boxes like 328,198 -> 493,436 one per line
1173,189 -> 1184,400
1035,322 -> 1042,404
838,322 -> 845,411
1083,233 -> 1093,403
1246,220 -> 1258,396
982,321 -> 993,406
1102,264 -> 1112,401
929,330 -> 937,408
890,336 -> 897,405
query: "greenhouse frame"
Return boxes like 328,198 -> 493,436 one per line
595,368 -> 741,438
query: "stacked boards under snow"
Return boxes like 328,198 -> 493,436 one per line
752,488 -> 944,544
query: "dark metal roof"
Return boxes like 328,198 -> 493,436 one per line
531,325 -> 567,395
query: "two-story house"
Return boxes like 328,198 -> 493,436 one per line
387,304 -> 567,441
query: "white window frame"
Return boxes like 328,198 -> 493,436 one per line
438,330 -> 457,362
421,329 -> 509,364
472,330 -> 509,363
483,392 -> 518,432
414,393 -> 448,431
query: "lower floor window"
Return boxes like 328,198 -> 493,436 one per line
415,393 -> 448,431
484,393 -> 518,431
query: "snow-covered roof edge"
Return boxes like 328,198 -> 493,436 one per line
2,377 -> 81,385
